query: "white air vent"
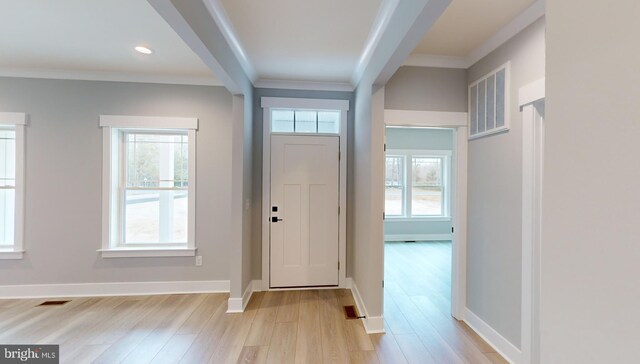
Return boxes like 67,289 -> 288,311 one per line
468,62 -> 510,139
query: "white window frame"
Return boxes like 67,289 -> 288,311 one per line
99,115 -> 198,258
0,112 -> 26,260
385,149 -> 451,221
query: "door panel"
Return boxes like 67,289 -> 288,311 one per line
270,135 -> 339,287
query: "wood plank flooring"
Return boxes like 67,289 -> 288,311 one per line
384,241 -> 507,364
0,241 -> 505,363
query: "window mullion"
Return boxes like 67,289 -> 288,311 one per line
405,154 -> 412,218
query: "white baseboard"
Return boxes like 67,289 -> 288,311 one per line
0,280 -> 230,299
347,277 -> 385,334
463,308 -> 522,364
384,233 -> 452,242
227,279 -> 262,313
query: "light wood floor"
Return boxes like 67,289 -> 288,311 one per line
0,241 -> 505,363
384,241 -> 507,364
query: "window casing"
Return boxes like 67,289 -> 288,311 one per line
100,115 -> 197,257
385,150 -> 451,220
0,113 -> 25,260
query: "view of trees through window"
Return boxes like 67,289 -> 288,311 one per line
123,133 -> 188,244
385,156 -> 404,216
411,157 -> 443,216
385,153 -> 446,217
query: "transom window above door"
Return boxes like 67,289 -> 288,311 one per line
271,109 -> 340,134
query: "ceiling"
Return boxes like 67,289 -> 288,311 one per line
0,0 -> 539,86
220,0 -> 382,83
413,0 -> 536,57
0,0 -> 215,83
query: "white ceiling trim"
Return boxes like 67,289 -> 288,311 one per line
403,54 -> 467,69
0,67 -> 222,87
351,0 -> 400,87
202,0 -> 257,83
255,79 -> 353,92
406,0 -> 544,70
466,0 -> 544,67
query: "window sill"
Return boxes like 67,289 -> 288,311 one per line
0,250 -> 24,260
385,216 -> 451,222
98,247 -> 196,258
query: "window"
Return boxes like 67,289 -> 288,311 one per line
384,150 -> 451,219
0,113 -> 25,260
271,109 -> 340,134
469,62 -> 510,139
99,115 -> 197,257
385,156 -> 404,216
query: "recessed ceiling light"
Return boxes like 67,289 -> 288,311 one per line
135,46 -> 153,55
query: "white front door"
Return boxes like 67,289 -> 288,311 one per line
270,135 -> 339,288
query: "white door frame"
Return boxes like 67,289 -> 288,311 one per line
261,97 -> 349,291
519,78 -> 545,364
384,109 -> 468,320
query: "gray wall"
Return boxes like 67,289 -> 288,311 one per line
466,17 -> 545,348
384,127 -> 453,237
385,66 -> 467,112
542,1 -> 640,362
351,83 -> 386,318
0,77 -> 233,285
251,88 -> 355,278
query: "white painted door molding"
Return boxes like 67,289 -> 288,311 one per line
520,78 -> 545,364
385,109 -> 469,320
261,97 -> 349,291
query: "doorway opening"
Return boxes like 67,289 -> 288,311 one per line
383,126 -> 457,321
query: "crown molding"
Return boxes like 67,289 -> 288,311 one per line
202,0 -> 258,83
404,0 -> 545,70
255,79 -> 353,92
466,0 -> 545,67
0,67 -> 222,86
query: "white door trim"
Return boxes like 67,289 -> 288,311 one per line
385,109 -> 468,320
520,78 -> 545,364
261,97 -> 349,291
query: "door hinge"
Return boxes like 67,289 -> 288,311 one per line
338,206 -> 340,215
384,143 -> 386,152
339,151 -> 341,160
338,261 -> 340,270
382,280 -> 385,288
452,227 -> 454,233
383,212 -> 385,220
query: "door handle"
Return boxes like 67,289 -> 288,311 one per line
271,217 -> 284,223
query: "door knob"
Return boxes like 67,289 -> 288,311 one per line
271,217 -> 284,223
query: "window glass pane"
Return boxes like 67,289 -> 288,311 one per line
126,133 -> 188,188
0,129 -> 16,188
0,189 -> 15,246
385,156 -> 404,216
478,80 -> 486,133
294,110 -> 317,133
411,157 -> 443,216
272,110 -> 294,132
496,68 -> 506,127
317,111 -> 340,133
470,85 -> 478,135
124,190 -> 188,243
486,75 -> 495,130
